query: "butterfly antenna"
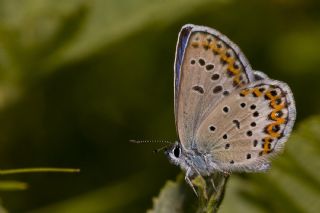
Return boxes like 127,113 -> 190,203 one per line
129,139 -> 173,145
130,139 -> 173,154
153,145 -> 170,154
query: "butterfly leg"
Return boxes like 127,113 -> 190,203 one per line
204,154 -> 223,173
210,178 -> 217,192
185,167 -> 198,197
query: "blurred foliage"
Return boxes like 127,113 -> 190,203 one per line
147,175 -> 185,213
0,181 -> 28,191
148,174 -> 228,213
0,0 -> 319,212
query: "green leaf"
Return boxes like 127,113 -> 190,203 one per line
192,174 -> 229,213
149,173 -> 229,213
147,175 -> 186,213
0,0 -> 88,107
45,0 -> 228,69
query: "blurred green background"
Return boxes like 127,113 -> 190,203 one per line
0,0 -> 320,212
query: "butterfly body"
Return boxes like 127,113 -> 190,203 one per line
166,24 -> 296,180
166,141 -> 214,177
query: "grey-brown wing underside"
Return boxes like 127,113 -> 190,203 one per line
195,79 -> 296,172
174,24 -> 255,149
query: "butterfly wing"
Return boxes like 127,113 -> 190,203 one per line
195,79 -> 296,172
174,24 -> 255,149
174,25 -> 193,123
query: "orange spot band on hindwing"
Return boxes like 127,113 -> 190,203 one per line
263,137 -> 273,154
270,111 -> 286,124
270,99 -> 285,110
265,91 -> 275,100
252,88 -> 263,97
240,89 -> 250,96
266,123 -> 281,138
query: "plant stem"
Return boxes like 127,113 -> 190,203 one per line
192,173 -> 229,213
0,167 -> 80,175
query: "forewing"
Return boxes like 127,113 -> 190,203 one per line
174,25 -> 193,119
195,79 -> 296,172
174,24 -> 255,148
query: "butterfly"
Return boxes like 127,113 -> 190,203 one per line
165,24 -> 296,189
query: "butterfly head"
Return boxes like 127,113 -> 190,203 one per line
165,141 -> 188,168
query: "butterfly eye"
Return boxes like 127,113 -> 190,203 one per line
173,146 -> 181,158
